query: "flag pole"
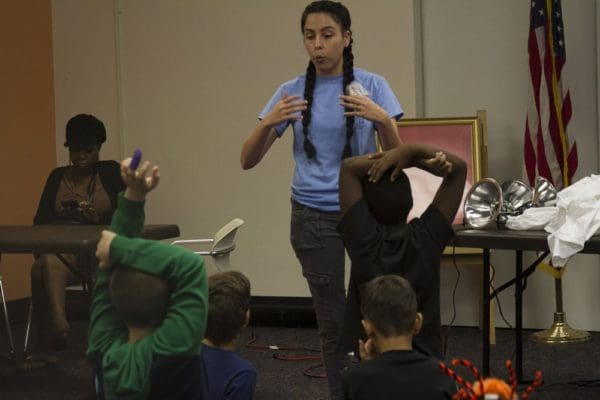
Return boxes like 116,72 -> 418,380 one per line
530,271 -> 590,344
526,0 -> 588,344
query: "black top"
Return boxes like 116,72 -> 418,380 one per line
342,350 -> 456,400
338,199 -> 454,358
33,160 -> 125,225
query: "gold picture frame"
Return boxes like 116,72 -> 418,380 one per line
376,111 -> 488,254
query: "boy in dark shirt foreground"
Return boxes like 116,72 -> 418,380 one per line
342,275 -> 456,399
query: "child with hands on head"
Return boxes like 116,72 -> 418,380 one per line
89,156 -> 209,400
337,143 -> 467,360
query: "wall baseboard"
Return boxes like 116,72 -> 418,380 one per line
5,295 -> 317,328
250,296 -> 316,328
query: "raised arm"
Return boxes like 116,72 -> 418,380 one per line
240,93 -> 307,169
339,155 -> 376,217
240,122 -> 279,170
367,143 -> 467,223
339,95 -> 401,150
376,117 -> 402,150
108,238 -> 207,355
88,157 -> 160,355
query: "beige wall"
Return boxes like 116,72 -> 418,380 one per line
52,0 -> 417,296
0,1 -> 56,300
49,0 -> 600,330
422,0 -> 600,330
52,0 -> 121,164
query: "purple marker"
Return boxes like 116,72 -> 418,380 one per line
129,149 -> 142,170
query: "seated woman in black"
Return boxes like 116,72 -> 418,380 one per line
22,114 -> 125,371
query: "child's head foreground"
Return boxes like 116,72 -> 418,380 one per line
360,274 -> 422,340
109,265 -> 169,332
362,170 -> 413,225
343,275 -> 457,400
204,270 -> 251,347
201,270 -> 257,399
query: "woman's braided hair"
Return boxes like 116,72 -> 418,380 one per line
300,1 -> 355,161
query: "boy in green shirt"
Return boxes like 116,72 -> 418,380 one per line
89,158 -> 208,399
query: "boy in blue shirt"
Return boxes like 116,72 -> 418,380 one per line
201,270 -> 257,399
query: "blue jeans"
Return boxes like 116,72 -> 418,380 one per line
290,200 -> 346,400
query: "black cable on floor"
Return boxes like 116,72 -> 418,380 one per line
302,363 -> 326,378
246,332 -> 326,379
489,263 -> 513,329
537,379 -> 600,391
246,332 -> 320,353
443,245 -> 461,357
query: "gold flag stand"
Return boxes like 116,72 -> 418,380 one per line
530,272 -> 590,344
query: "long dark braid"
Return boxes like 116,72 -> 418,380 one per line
342,39 -> 355,159
301,0 -> 354,161
302,61 -> 317,159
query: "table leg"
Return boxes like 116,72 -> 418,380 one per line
515,250 -> 523,382
74,251 -> 96,304
0,277 -> 16,361
483,248 -> 490,376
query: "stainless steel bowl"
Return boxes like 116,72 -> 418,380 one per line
464,178 -> 503,228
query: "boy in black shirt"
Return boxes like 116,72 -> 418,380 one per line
342,275 -> 456,399
338,143 -> 466,359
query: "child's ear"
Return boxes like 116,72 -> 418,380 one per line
243,309 -> 250,328
412,312 -> 423,336
361,319 -> 375,338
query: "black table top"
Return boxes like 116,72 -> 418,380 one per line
0,224 -> 180,254
451,226 -> 600,254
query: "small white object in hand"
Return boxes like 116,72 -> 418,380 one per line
346,81 -> 369,96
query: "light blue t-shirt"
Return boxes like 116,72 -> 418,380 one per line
259,68 -> 403,211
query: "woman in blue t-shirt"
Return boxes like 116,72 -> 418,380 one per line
240,2 -> 403,398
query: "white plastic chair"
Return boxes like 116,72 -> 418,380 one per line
171,218 -> 244,271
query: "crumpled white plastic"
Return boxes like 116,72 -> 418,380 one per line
505,174 -> 600,266
505,207 -> 559,230
545,174 -> 600,266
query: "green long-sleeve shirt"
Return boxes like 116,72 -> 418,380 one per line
87,193 -> 208,399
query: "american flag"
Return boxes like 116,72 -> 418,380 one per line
524,0 -> 577,190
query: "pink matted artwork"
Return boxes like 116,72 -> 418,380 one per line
398,122 -> 478,225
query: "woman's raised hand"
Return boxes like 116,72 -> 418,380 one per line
262,92 -> 307,128
340,94 -> 387,124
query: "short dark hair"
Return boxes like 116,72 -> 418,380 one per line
360,275 -> 417,337
204,271 -> 251,346
362,170 -> 413,225
64,113 -> 106,147
109,266 -> 169,329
